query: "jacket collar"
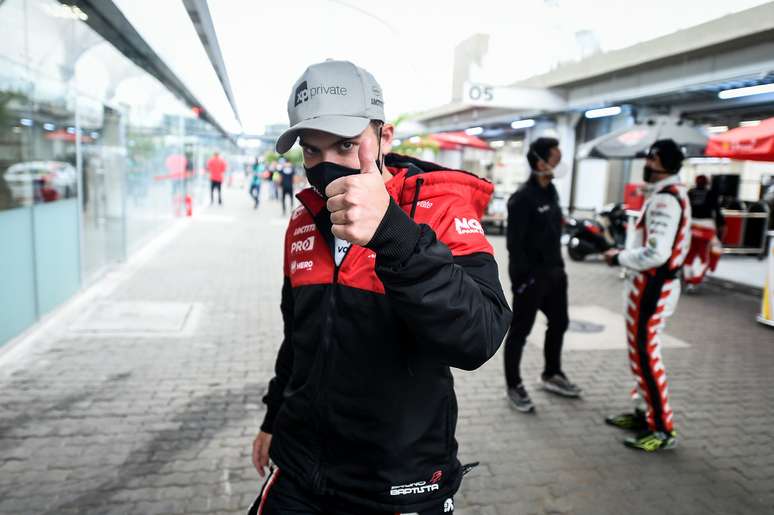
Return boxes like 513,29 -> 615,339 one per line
645,173 -> 682,196
295,153 -> 494,219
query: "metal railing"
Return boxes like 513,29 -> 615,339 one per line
720,209 -> 770,256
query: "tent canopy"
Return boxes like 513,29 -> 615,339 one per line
429,132 -> 492,151
705,117 -> 774,161
576,117 -> 707,159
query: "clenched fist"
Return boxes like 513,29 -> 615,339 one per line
325,137 -> 390,246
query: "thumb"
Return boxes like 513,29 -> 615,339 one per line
358,134 -> 380,175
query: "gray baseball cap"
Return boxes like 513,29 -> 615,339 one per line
275,60 -> 385,154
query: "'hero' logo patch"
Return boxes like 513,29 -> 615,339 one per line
290,260 -> 313,274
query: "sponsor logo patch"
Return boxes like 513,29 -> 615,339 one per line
454,217 -> 484,235
289,260 -> 313,274
294,80 -> 348,106
390,480 -> 440,496
293,223 -> 316,237
290,236 -> 315,254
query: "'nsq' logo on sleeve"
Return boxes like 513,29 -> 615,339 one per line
454,217 -> 484,235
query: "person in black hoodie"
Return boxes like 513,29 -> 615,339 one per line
688,174 -> 725,238
247,60 -> 511,515
504,137 -> 582,413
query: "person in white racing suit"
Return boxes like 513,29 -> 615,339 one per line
603,139 -> 691,452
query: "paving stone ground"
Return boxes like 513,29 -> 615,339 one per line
1,186 -> 772,515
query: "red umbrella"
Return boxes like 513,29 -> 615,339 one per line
429,131 -> 492,151
44,129 -> 94,143
705,117 -> 774,161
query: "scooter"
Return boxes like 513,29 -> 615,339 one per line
565,203 -> 628,261
683,220 -> 722,288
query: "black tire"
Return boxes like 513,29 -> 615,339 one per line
567,244 -> 586,261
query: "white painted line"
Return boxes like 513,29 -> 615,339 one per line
530,304 -> 690,351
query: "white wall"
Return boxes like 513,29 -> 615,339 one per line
438,149 -> 463,170
574,159 -> 608,211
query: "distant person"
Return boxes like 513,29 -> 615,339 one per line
684,175 -> 725,286
603,139 -> 691,452
207,151 -> 227,205
280,162 -> 295,215
271,163 -> 281,201
250,157 -> 263,209
688,175 -> 725,238
763,178 -> 774,231
504,137 -> 581,414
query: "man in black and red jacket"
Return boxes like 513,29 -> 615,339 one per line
247,60 -> 511,515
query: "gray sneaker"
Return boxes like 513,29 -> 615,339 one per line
541,373 -> 582,398
507,384 -> 535,413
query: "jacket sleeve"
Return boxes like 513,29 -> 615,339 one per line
260,276 -> 294,433
366,199 -> 512,371
506,192 -> 530,281
618,193 -> 681,271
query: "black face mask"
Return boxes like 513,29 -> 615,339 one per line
304,125 -> 385,198
643,165 -> 664,184
304,161 -> 361,198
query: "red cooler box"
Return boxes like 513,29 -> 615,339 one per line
624,183 -> 645,211
721,210 -> 744,247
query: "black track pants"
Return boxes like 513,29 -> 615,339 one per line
504,267 -> 569,388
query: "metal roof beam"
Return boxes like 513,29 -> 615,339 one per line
57,0 -> 234,141
182,0 -> 241,127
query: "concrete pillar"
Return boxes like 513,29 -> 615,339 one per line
101,106 -> 125,220
451,34 -> 489,102
554,114 -> 579,209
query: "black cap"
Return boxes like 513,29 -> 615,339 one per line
647,139 -> 684,173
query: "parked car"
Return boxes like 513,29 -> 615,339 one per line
3,161 -> 77,205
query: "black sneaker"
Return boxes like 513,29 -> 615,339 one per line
540,372 -> 582,398
605,410 -> 648,431
623,430 -> 677,452
507,384 -> 535,413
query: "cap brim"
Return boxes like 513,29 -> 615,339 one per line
275,116 -> 371,154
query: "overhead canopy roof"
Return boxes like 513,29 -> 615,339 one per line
706,117 -> 774,161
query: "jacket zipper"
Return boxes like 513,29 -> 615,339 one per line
312,254 -> 343,494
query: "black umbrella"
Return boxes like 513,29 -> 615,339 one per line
576,118 -> 708,159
